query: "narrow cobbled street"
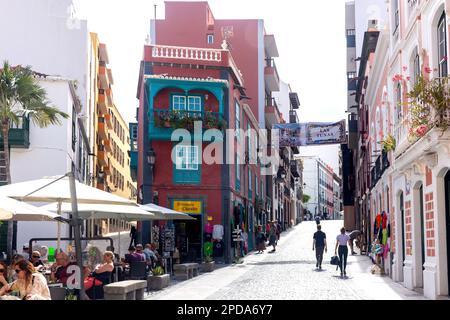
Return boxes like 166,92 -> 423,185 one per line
146,220 -> 426,300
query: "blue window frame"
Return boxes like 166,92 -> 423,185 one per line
236,153 -> 241,191
188,96 -> 201,111
175,145 -> 198,170
173,95 -> 186,111
235,101 -> 240,141
248,169 -> 252,199
174,145 -> 201,184
171,94 -> 203,111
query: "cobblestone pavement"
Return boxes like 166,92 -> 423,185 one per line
146,220 -> 426,300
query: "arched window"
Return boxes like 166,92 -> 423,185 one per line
437,13 -> 448,77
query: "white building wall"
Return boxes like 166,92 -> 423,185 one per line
0,0 -> 89,127
10,80 -> 78,251
301,157 -> 319,217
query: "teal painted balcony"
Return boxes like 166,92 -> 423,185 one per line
150,110 -> 226,141
0,116 -> 30,148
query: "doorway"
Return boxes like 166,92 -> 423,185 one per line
175,216 -> 202,263
400,192 -> 405,276
419,185 -> 425,273
444,171 -> 450,295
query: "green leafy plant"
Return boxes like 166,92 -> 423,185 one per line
407,75 -> 450,139
204,255 -> 213,263
380,134 -> 396,152
151,266 -> 165,276
302,194 -> 311,204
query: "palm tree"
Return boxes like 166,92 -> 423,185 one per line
0,61 -> 69,260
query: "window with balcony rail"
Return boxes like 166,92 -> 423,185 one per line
437,13 -> 448,78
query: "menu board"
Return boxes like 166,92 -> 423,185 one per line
163,227 -> 175,252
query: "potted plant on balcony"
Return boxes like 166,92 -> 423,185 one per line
407,75 -> 450,139
147,266 -> 170,291
380,134 -> 396,152
201,254 -> 215,272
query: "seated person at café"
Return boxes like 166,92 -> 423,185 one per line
8,254 -> 25,282
0,262 -> 8,290
50,252 -> 77,285
30,251 -> 44,270
143,244 -> 158,268
135,244 -> 147,261
0,260 -> 51,300
122,246 -> 145,265
106,246 -> 120,263
85,251 -> 114,300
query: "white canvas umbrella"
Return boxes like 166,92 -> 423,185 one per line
0,176 -> 137,205
0,175 -> 137,299
140,203 -> 196,220
0,176 -> 136,251
0,196 -> 61,221
40,202 -> 160,258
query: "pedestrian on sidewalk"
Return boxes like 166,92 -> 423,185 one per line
268,222 -> 277,253
255,225 -> 266,254
312,225 -> 327,270
129,225 -> 138,248
315,215 -> 321,225
335,227 -> 350,277
348,229 -> 362,255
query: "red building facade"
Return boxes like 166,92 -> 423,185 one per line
133,2 -> 277,263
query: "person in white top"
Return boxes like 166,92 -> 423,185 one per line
334,227 -> 350,277
0,260 -> 51,300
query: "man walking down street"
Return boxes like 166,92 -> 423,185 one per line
312,225 -> 327,270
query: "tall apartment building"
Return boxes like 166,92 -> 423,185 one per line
300,156 -> 337,220
87,34 -> 137,237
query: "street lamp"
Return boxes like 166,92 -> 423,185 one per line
147,148 -> 156,168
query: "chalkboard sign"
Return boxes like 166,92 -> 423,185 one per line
163,227 -> 175,252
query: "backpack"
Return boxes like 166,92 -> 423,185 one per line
330,255 -> 340,270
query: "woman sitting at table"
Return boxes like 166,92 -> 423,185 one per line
7,254 -> 25,282
0,260 -> 51,300
0,262 -> 9,290
85,251 -> 114,300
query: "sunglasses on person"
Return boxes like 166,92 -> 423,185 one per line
15,269 -> 22,273
32,255 -> 40,259
0,269 -> 5,272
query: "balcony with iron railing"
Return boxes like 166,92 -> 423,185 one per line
150,110 -> 226,140
394,77 -> 450,158
0,116 -> 30,148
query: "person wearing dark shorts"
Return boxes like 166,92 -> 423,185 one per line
312,225 -> 327,270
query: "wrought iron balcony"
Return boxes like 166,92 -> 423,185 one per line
0,116 -> 30,148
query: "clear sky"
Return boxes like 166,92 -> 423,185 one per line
73,0 -> 348,172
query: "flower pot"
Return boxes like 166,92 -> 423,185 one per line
147,274 -> 170,291
201,261 -> 215,272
